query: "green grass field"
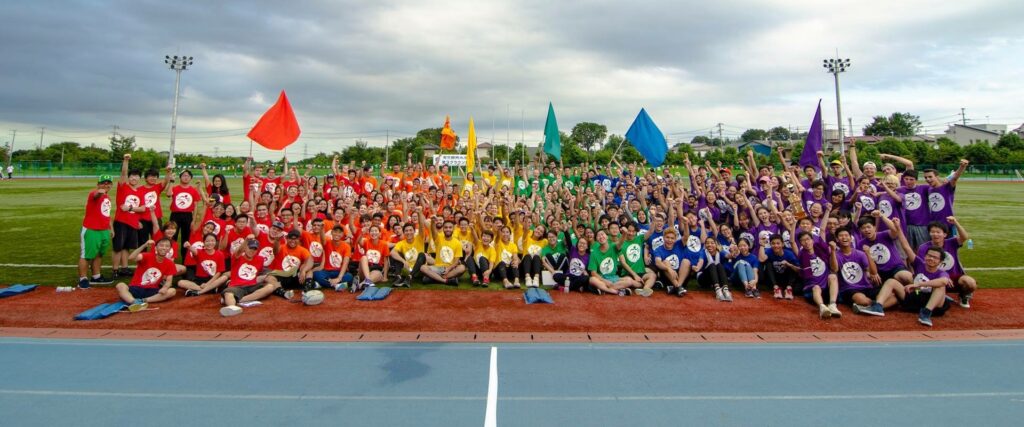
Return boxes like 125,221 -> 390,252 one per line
1,178 -> 1022,288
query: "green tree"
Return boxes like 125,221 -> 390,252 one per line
874,137 -> 911,157
996,133 -> 1024,151
690,135 -> 711,145
863,112 -> 922,137
570,122 -> 608,155
109,135 -> 137,161
767,126 -> 791,141
741,128 -> 768,142
963,142 -> 996,165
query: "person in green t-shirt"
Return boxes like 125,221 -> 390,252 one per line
588,230 -> 639,295
618,222 -> 657,297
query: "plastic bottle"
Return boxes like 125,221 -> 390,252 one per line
966,239 -> 974,250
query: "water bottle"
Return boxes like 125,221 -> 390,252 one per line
966,239 -> 974,250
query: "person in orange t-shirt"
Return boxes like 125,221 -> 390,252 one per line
356,225 -> 390,289
267,228 -> 315,292
312,225 -> 354,291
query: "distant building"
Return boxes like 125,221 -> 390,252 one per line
737,140 -> 773,156
944,124 -> 1001,146
476,142 -> 492,161
1013,123 -> 1024,137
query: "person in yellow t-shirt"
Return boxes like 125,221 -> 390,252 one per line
494,225 -> 520,289
519,225 -> 548,288
389,222 -> 426,287
468,229 -> 498,287
421,219 -> 465,286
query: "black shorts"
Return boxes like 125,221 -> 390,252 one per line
129,286 -> 160,300
879,266 -> 908,283
138,220 -> 153,246
902,291 -> 951,315
112,221 -> 140,252
223,284 -> 260,301
185,269 -> 212,286
839,287 -> 880,304
271,273 -> 301,289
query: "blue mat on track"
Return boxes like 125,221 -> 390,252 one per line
0,284 -> 38,298
74,301 -> 128,320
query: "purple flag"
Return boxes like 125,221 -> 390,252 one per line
800,100 -> 823,172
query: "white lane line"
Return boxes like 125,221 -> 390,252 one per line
485,346 -> 498,427
0,389 -> 482,401
500,392 -> 1024,401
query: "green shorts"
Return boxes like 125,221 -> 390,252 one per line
81,227 -> 111,260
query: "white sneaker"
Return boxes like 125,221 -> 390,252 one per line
828,303 -> 842,318
722,287 -> 733,302
819,304 -> 832,319
220,305 -> 243,317
715,287 -> 725,301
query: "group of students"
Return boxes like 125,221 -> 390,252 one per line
77,148 -> 978,325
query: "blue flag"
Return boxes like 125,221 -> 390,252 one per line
800,100 -> 823,172
625,108 -> 668,167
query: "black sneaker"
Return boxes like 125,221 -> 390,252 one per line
445,278 -> 459,287
675,287 -> 687,297
303,279 -> 317,292
617,289 -> 633,296
184,289 -> 200,297
273,288 -> 294,299
120,268 -> 134,277
653,280 -> 665,290
666,285 -> 676,295
90,275 -> 113,285
77,278 -> 91,289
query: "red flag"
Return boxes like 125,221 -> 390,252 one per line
440,115 -> 457,150
248,90 -> 301,151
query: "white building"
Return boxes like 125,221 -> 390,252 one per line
944,124 -> 1001,146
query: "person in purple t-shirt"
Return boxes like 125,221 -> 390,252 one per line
858,211 -> 911,285
918,217 -> 977,308
898,169 -> 931,250
923,159 -> 968,225
795,231 -> 839,319
831,227 -> 881,312
857,246 -> 952,327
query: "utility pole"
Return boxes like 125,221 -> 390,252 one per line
38,127 -> 45,150
849,117 -> 854,142
506,104 -> 510,167
717,123 -> 724,145
521,109 -> 525,165
385,129 -> 390,166
214,146 -> 220,157
8,130 -> 16,166
961,107 -> 967,126
823,53 -> 851,153
303,142 -> 308,160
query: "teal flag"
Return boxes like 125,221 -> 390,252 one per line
543,102 -> 561,161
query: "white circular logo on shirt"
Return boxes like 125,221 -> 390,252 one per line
364,182 -> 373,193
366,249 -> 382,264
517,181 -> 527,190
928,192 -> 946,213
878,199 -> 893,218
870,243 -> 891,265
125,195 -> 141,209
144,191 -> 158,208
834,182 -> 850,195
569,258 -> 586,276
757,230 -> 773,246
939,251 -> 954,271
257,223 -> 270,234
100,199 -> 112,218
905,192 -> 922,210
201,260 -> 217,276
175,193 -> 193,209
237,263 -> 258,281
404,248 -> 419,262
810,257 -> 826,277
264,182 -> 278,193
841,262 -> 864,284
687,235 -> 702,252
602,179 -> 612,191
565,181 -> 575,190
651,236 -> 664,252
913,273 -> 931,284
500,249 -> 513,263
309,242 -> 323,258
230,238 -> 244,254
740,232 -> 755,245
439,246 -> 455,263
626,245 -> 642,263
599,257 -> 615,274
782,230 -> 792,247
258,247 -> 275,267
329,251 -> 343,268
211,222 -> 221,236
527,244 -> 542,256
665,254 -> 680,270
140,267 -> 162,286
281,255 -> 300,271
859,195 -> 875,211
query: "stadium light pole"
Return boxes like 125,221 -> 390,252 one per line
823,55 -> 850,154
165,55 -> 194,168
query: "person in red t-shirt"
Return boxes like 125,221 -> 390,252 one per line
112,154 -> 148,277
242,157 -> 264,203
114,238 -> 178,312
137,166 -> 172,247
303,218 -> 328,266
178,233 -> 228,296
168,169 -> 202,261
78,175 -> 115,288
220,238 -> 282,317
200,163 -> 232,205
146,207 -> 185,276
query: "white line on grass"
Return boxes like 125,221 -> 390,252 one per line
3,263 -> 1024,271
485,346 -> 498,427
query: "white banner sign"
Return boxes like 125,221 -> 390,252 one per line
433,154 -> 466,166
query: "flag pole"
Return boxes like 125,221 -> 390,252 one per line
249,139 -> 254,158
609,137 -> 626,167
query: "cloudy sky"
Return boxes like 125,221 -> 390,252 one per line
1,0 -> 1021,159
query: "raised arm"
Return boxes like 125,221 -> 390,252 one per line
949,159 -> 968,188
848,146 -> 863,178
880,153 -> 914,171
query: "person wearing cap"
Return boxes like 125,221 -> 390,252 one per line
220,237 -> 283,317
76,174 -> 116,288
265,226 -> 314,294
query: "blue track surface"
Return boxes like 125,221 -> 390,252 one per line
1,338 -> 1023,426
